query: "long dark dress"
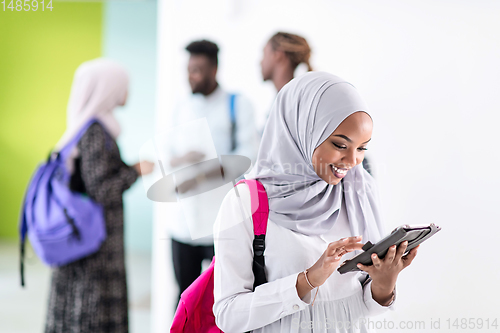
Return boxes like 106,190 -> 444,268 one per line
44,122 -> 138,333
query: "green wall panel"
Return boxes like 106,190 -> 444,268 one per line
0,2 -> 103,238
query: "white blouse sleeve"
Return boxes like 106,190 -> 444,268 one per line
213,184 -> 313,332
361,273 -> 397,317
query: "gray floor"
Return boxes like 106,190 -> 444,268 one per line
0,239 -> 151,333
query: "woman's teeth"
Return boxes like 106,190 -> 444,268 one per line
332,165 -> 348,175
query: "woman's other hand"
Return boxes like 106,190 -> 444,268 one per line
133,161 -> 155,176
307,236 -> 365,287
357,241 -> 419,306
296,236 -> 364,299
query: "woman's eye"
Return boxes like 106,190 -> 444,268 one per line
333,142 -> 368,151
332,142 -> 346,149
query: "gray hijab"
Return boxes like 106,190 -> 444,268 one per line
245,72 -> 385,242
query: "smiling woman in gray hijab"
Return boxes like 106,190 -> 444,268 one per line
245,71 -> 383,241
213,71 -> 419,333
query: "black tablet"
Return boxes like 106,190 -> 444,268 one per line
337,223 -> 441,274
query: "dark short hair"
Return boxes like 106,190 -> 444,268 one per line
185,40 -> 219,67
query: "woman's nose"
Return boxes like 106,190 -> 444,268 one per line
342,150 -> 357,168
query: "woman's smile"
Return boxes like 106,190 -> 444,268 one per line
331,165 -> 349,179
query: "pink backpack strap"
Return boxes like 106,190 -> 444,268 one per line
235,179 -> 268,236
170,180 -> 269,332
234,179 -> 269,290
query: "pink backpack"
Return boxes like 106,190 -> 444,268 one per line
170,179 -> 269,333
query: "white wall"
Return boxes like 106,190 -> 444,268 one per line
154,0 -> 500,331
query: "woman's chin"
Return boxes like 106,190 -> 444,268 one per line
330,179 -> 341,185
321,176 -> 341,186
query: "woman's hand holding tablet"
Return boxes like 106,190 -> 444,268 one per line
337,223 -> 441,275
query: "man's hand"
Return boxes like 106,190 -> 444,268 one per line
133,161 -> 154,176
170,151 -> 205,168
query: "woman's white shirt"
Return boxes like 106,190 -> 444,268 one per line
213,183 -> 396,333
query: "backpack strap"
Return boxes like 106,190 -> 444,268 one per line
19,186 -> 29,287
229,93 -> 237,152
234,179 -> 268,290
19,163 -> 49,287
54,118 -> 102,162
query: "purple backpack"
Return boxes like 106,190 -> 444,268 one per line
19,119 -> 106,286
170,179 -> 269,333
